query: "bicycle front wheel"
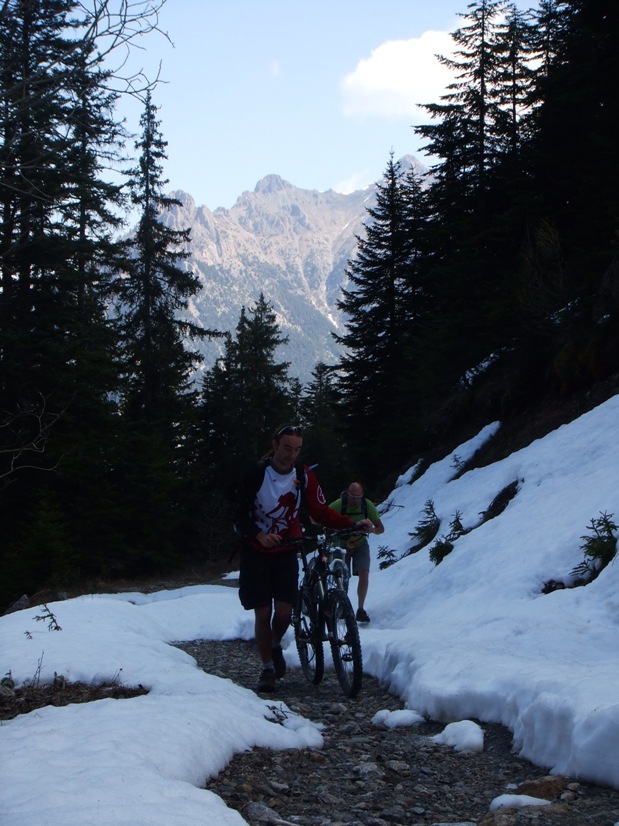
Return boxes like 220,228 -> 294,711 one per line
293,587 -> 324,685
327,588 -> 363,698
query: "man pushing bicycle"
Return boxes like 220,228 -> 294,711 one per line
234,424 -> 374,693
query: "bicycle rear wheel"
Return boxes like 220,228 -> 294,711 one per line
293,587 -> 324,685
327,588 -> 363,698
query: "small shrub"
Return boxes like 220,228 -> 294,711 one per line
451,453 -> 465,474
377,546 -> 398,570
581,512 -> 618,567
408,499 -> 440,553
429,537 -> 454,565
570,511 -> 617,583
33,604 -> 62,632
429,511 -> 465,566
447,511 -> 465,540
479,481 -> 519,523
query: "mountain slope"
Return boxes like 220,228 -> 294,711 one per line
162,155 -> 427,382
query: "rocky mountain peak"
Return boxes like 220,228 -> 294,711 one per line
253,174 -> 292,195
164,156 -> 428,383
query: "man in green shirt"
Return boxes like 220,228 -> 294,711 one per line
329,482 -> 384,623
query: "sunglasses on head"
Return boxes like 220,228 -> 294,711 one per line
274,424 -> 303,439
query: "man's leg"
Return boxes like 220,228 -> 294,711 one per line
271,599 -> 293,647
254,604 -> 278,691
254,604 -> 274,664
254,601 -> 292,678
271,600 -> 292,678
357,569 -> 369,612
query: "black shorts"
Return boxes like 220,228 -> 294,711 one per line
238,545 -> 298,610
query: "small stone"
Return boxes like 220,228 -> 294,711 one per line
4,594 -> 29,614
353,762 -> 384,779
515,775 -> 567,800
341,721 -> 362,735
560,790 -> 577,801
379,804 -> 406,821
385,759 -> 410,774
241,800 -> 293,824
329,702 -> 348,715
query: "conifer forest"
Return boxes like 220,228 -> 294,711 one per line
1,1 -> 618,608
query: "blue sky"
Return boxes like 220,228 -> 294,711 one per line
117,0 -> 534,209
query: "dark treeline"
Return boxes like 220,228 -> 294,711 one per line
1,0 -> 618,608
335,0 -> 619,484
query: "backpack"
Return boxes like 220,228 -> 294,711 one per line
340,490 -> 368,519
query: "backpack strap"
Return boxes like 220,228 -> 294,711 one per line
232,459 -> 269,537
294,460 -> 309,508
294,460 -> 306,485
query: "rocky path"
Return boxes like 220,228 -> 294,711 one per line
177,638 -> 619,826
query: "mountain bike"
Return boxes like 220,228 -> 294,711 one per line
291,527 -> 364,698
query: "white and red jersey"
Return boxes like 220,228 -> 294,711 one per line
247,461 -> 352,552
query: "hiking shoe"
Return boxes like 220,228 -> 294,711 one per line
356,608 -> 370,623
272,645 -> 286,679
257,667 -> 276,693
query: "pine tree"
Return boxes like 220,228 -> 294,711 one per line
532,1 -> 619,271
198,293 -> 295,487
492,4 -> 537,157
418,0 -> 508,203
529,1 -> 571,82
43,34 -> 131,578
522,0 -> 619,392
0,0 -> 183,604
113,91 -> 210,570
195,294 -> 296,560
118,91 -> 207,417
334,156 -> 428,479
230,295 -> 293,446
0,0 -> 81,406
298,362 -> 349,499
0,1 -> 131,594
412,0 -> 537,418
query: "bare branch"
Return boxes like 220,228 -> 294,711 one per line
0,394 -> 66,487
76,0 -> 172,99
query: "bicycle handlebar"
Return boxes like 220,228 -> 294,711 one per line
282,526 -> 369,547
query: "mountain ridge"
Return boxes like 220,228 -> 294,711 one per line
162,155 -> 427,382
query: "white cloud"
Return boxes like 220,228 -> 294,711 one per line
333,169 -> 374,195
270,58 -> 282,77
340,30 -> 455,121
